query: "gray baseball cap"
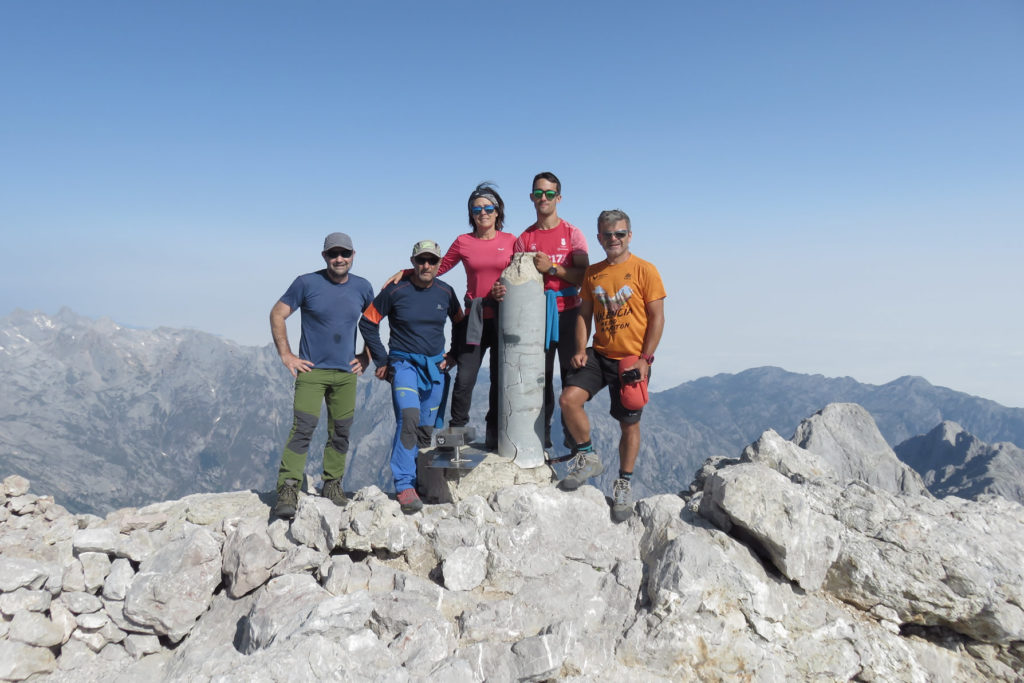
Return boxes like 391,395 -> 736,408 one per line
323,232 -> 354,251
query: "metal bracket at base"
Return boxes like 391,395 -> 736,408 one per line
426,448 -> 487,470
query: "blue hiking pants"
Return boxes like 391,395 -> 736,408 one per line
389,359 -> 443,492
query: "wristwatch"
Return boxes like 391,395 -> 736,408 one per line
640,353 -> 655,365
547,265 -> 558,276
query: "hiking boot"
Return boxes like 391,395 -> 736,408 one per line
273,479 -> 299,519
321,478 -> 347,507
610,478 -> 633,523
559,449 -> 604,491
396,488 -> 423,514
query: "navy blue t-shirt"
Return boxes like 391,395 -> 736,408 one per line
279,270 -> 375,370
359,279 -> 462,367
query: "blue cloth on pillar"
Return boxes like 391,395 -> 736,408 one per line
544,287 -> 580,350
389,359 -> 444,492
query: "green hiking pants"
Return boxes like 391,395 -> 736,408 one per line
276,368 -> 357,488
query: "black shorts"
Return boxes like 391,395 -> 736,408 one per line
564,348 -> 647,424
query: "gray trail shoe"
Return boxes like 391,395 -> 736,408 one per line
559,450 -> 604,491
611,478 -> 634,523
273,479 -> 299,519
321,478 -> 347,507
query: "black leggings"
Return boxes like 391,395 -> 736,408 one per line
449,316 -> 499,434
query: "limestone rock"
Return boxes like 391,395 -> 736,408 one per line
792,402 -> 929,495
320,554 -> 355,595
60,591 -> 102,614
0,640 -> 57,680
0,557 -> 49,592
442,545 -> 487,591
9,611 -> 65,648
237,573 -> 330,654
102,557 -> 135,600
3,401 -> 1023,681
61,558 -> 86,593
3,474 -> 31,497
78,551 -> 111,593
72,527 -> 120,555
48,597 -> 77,644
221,517 -> 284,598
289,495 -> 343,552
0,588 -> 51,616
123,525 -> 222,641
124,633 -> 162,659
699,461 -> 842,590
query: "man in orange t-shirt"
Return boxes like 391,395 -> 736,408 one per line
558,210 -> 666,522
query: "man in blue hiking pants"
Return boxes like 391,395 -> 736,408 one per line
359,240 -> 464,513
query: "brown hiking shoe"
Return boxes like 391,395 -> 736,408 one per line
321,478 -> 347,507
273,479 -> 299,519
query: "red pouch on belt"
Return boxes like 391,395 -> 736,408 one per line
618,356 -> 649,410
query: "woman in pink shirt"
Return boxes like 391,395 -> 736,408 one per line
386,183 -> 515,448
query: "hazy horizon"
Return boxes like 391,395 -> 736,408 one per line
5,304 -> 1021,410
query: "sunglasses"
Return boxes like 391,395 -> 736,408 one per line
325,248 -> 353,259
599,230 -> 629,241
531,189 -> 558,200
414,255 -> 440,265
471,205 -> 497,215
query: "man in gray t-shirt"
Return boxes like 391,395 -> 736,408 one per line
269,232 -> 374,519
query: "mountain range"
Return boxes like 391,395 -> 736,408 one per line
2,307 -> 1022,515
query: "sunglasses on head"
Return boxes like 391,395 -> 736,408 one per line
599,230 -> 629,241
471,205 -> 497,215
414,255 -> 440,265
531,189 -> 557,200
325,248 -> 353,259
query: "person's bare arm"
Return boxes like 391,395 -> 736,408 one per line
622,298 -> 665,381
570,298 -> 594,369
270,301 -> 313,376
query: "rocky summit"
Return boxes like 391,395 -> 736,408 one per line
1,403 -> 1023,682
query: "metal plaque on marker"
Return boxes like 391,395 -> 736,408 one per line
428,426 -> 485,470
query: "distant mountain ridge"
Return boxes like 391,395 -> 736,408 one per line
2,308 -> 1023,515
895,421 -> 1024,503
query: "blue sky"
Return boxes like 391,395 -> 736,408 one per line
2,1 -> 1022,406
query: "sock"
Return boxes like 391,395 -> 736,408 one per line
619,470 -> 633,481
574,441 -> 593,454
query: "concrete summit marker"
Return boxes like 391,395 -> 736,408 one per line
497,252 -> 547,468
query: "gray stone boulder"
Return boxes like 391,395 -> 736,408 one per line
123,524 -> 222,641
221,517 -> 284,598
0,640 -> 57,680
697,427 -> 1024,647
792,402 -> 929,494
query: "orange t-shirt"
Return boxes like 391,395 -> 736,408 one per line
581,254 -> 666,360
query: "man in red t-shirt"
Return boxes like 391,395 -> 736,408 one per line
493,171 -> 589,449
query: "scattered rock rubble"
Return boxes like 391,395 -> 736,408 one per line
1,403 -> 1022,681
